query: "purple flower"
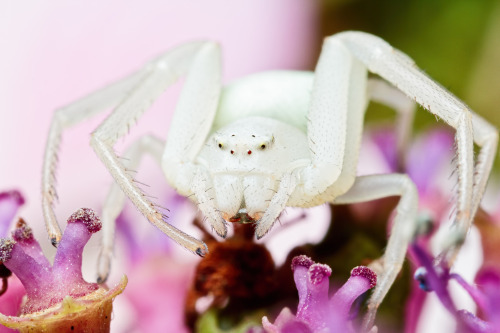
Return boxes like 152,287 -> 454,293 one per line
262,255 -> 377,333
412,243 -> 500,333
0,208 -> 126,332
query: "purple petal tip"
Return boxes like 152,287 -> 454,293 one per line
351,266 -> 377,289
308,263 -> 332,285
12,219 -> 33,242
67,208 -> 102,233
0,190 -> 25,205
0,239 -> 16,262
291,255 -> 314,271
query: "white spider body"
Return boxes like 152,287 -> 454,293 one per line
188,70 -> 365,224
197,115 -> 310,222
213,71 -> 312,133
42,32 -> 498,329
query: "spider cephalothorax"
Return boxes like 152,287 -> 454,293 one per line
198,116 -> 310,226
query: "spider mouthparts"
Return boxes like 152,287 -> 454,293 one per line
228,209 -> 255,224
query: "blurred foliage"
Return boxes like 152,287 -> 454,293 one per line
317,0 -> 500,167
196,309 -> 264,333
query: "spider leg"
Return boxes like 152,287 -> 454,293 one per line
156,41 -> 228,237
91,42 -> 221,256
298,33 -> 496,330
333,174 -> 419,331
43,41 -> 222,258
295,66 -> 416,206
97,134 -> 164,283
367,78 -> 416,169
296,37 -> 367,206
296,39 -> 415,331
332,31 -> 498,263
43,69 -> 148,245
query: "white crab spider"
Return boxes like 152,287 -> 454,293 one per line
42,31 -> 498,328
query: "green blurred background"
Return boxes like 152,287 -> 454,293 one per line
313,2 -> 500,329
314,0 -> 500,165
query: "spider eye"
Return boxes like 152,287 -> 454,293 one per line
218,143 -> 223,149
260,144 -> 266,149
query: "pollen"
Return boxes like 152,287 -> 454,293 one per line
351,266 -> 377,288
0,239 -> 16,262
12,218 -> 34,242
67,208 -> 102,234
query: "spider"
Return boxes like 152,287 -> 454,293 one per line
41,31 -> 498,329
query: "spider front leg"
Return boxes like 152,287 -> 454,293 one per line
333,31 -> 498,262
310,31 -> 498,330
98,134 -> 164,282
43,41 -> 222,261
43,69 -> 148,245
294,37 -> 403,332
296,33 -> 488,331
91,41 -> 222,256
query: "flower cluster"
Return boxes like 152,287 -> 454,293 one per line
0,203 -> 126,333
263,255 -> 377,333
412,242 -> 500,333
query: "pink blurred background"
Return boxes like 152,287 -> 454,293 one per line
0,1 -> 318,236
0,4 -> 319,331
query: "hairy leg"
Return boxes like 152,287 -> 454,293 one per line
43,41 -> 222,258
98,134 -> 164,282
332,31 -> 498,263
334,174 -> 419,330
